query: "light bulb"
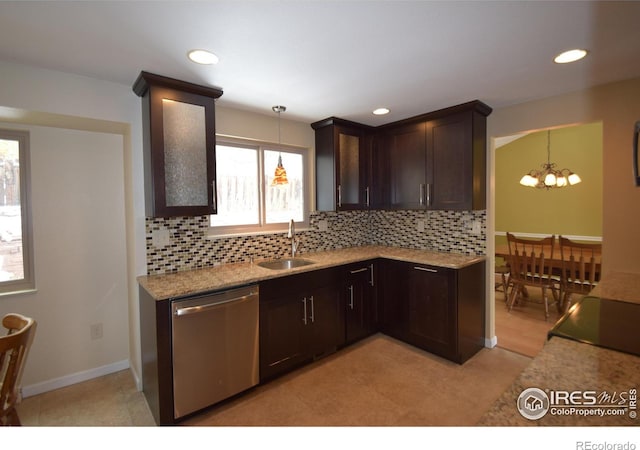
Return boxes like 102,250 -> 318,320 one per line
520,174 -> 537,187
568,173 -> 582,185
544,173 -> 557,186
556,176 -> 567,187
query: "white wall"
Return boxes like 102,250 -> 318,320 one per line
0,124 -> 129,393
0,60 -> 146,392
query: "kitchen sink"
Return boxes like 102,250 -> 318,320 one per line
257,258 -> 316,270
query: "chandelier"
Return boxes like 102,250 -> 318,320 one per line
519,130 -> 582,189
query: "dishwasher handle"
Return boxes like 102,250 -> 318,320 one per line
174,292 -> 256,317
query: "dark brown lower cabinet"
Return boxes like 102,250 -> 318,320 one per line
381,259 -> 485,363
342,260 -> 378,344
259,267 -> 344,381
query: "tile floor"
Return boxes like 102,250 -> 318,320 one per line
17,333 -> 532,427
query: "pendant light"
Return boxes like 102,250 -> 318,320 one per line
519,130 -> 582,189
271,105 -> 289,186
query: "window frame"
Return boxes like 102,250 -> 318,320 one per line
209,135 -> 311,237
0,129 -> 35,296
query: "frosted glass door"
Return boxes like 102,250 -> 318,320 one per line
162,99 -> 208,207
338,133 -> 360,206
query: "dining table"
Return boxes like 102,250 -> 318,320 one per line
495,240 -> 602,311
495,242 -> 602,270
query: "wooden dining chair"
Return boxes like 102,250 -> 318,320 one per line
558,236 -> 602,313
506,232 -> 560,320
495,260 -> 511,303
0,313 -> 37,426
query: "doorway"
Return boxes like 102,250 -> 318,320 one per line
492,122 -> 603,356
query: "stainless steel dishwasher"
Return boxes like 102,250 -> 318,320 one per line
171,284 -> 259,419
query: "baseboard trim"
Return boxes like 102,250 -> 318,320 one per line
485,336 -> 498,348
130,364 -> 143,391
22,359 -> 130,398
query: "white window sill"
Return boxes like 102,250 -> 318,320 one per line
205,227 -> 312,240
0,288 -> 38,298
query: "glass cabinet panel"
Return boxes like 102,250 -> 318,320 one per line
338,132 -> 360,205
162,99 -> 208,207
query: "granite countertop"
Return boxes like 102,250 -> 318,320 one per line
137,245 -> 485,301
478,337 -> 639,426
590,271 -> 640,304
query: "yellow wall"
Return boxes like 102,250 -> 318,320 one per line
496,123 -> 603,239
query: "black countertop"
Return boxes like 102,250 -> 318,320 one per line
548,295 -> 640,357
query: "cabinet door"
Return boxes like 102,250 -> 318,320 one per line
344,262 -> 376,344
386,122 -> 427,209
406,264 -> 456,359
259,293 -> 309,380
149,87 -> 217,217
427,111 -> 485,210
379,259 -> 409,341
336,125 -> 368,210
134,72 -> 222,218
313,119 -> 370,211
307,284 -> 345,357
368,132 -> 390,209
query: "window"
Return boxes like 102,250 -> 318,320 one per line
210,138 -> 309,234
0,130 -> 34,295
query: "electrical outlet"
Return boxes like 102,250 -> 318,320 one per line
417,219 -> 425,232
90,323 -> 103,340
152,229 -> 171,247
318,220 -> 328,232
471,220 -> 482,235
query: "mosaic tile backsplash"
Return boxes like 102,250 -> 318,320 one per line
146,210 -> 486,275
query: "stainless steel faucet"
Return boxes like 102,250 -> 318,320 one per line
288,219 -> 299,258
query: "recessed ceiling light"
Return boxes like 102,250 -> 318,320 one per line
373,108 -> 390,115
553,49 -> 588,64
188,49 -> 219,65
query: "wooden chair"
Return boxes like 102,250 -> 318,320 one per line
558,236 -> 602,313
506,232 -> 560,320
495,260 -> 511,303
1,313 -> 37,426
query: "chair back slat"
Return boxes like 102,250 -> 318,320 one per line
559,236 -> 602,296
507,232 -> 556,287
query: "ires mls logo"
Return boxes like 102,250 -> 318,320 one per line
517,387 -> 637,421
517,387 -> 550,420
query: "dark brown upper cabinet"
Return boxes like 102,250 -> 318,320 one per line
381,100 -> 492,211
133,71 -> 223,218
312,117 -> 374,211
385,121 -> 427,210
314,100 -> 491,212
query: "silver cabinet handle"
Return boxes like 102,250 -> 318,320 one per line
350,267 -> 368,274
414,266 -> 438,273
634,121 -> 640,187
309,295 -> 315,323
369,263 -> 375,286
348,285 -> 354,310
426,183 -> 432,207
419,183 -> 425,206
302,297 -> 307,325
365,186 -> 370,207
337,185 -> 342,208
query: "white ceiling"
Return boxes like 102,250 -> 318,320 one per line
1,1 -> 639,126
